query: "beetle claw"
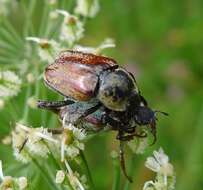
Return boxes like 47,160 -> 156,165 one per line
150,132 -> 157,146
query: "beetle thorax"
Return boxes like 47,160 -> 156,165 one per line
97,69 -> 135,111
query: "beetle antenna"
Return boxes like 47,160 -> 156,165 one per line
154,110 -> 169,116
119,140 -> 133,183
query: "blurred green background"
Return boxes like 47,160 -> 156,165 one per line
0,0 -> 203,189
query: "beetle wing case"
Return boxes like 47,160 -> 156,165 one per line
44,50 -> 118,101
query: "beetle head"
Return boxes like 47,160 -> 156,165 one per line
134,106 -> 168,144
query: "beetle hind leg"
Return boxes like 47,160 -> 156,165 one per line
37,99 -> 75,113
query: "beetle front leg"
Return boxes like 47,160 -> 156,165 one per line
118,132 -> 133,183
116,131 -> 147,141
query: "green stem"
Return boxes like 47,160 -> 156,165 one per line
21,86 -> 31,123
43,141 -> 74,190
80,150 -> 95,189
123,154 -> 137,190
31,156 -> 61,190
112,156 -> 121,190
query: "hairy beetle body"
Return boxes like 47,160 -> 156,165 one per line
38,50 -> 167,183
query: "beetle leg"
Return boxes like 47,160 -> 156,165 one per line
66,103 -> 103,125
118,133 -> 133,183
47,128 -> 64,134
19,138 -> 28,153
124,126 -> 135,133
37,99 -> 75,113
117,130 -> 147,141
77,103 -> 102,119
101,113 -> 121,130
149,120 -> 157,145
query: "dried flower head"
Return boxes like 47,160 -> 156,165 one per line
55,170 -> 65,184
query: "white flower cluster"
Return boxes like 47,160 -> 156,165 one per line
61,123 -> 86,161
12,123 -> 86,163
56,9 -> 84,46
143,148 -> 176,190
0,70 -> 22,108
0,160 -> 28,190
26,2 -> 113,64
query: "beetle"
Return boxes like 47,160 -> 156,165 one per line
38,50 -> 167,182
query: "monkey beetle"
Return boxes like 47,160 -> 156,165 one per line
38,50 -> 167,182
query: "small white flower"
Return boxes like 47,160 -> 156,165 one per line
18,177 -> 28,189
55,170 -> 65,184
60,123 -> 86,161
0,176 -> 13,189
26,37 -> 61,62
0,161 -> 28,189
74,38 -> 116,54
0,70 -> 22,98
56,10 -> 84,46
145,148 -> 174,176
2,135 -> 12,145
75,0 -> 100,18
49,11 -> 59,19
110,150 -> 119,159
65,160 -> 85,190
26,73 -> 35,84
143,148 -> 176,190
27,96 -> 37,109
95,38 -> 115,54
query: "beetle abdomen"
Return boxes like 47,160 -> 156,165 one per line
59,102 -> 106,132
